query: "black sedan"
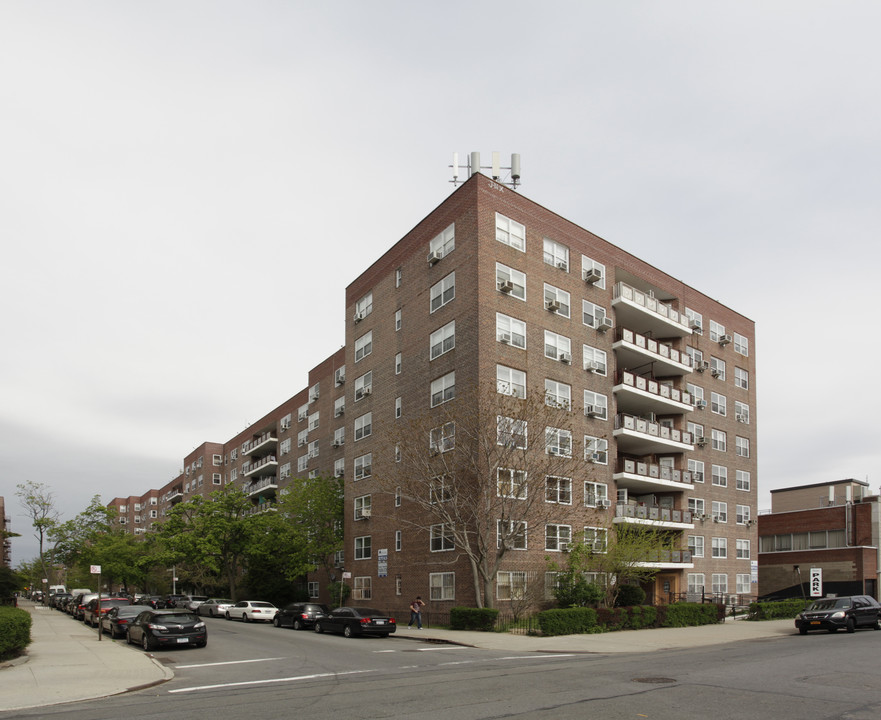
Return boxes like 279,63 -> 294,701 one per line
100,605 -> 144,638
126,609 -> 207,650
314,607 -> 396,638
795,595 -> 881,634
273,602 -> 330,630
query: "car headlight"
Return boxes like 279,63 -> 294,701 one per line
830,611 -> 845,619
194,621 -> 205,629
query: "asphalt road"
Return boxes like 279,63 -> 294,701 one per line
5,614 -> 881,720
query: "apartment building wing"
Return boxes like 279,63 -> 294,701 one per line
1,496 -> 11,567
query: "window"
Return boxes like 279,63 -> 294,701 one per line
583,526 -> 607,552
354,536 -> 371,560
430,475 -> 453,504
308,411 -> 320,431
710,356 -> 726,380
333,426 -> 345,446
544,283 -> 571,317
736,436 -> 750,458
355,292 -> 373,320
584,390 -> 608,420
430,272 -> 455,312
496,263 -> 526,300
334,458 -> 344,478
544,330 -> 571,362
734,332 -> 749,356
545,524 -> 572,551
585,436 -> 608,465
582,300 -> 608,329
546,476 -> 572,504
354,371 -> 372,401
711,429 -> 727,452
431,371 -> 456,407
497,520 -> 527,549
497,468 -> 527,499
497,571 -> 527,601
736,539 -> 751,559
736,574 -> 751,594
395,530 -> 402,551
734,367 -> 749,390
712,574 -> 728,595
735,401 -> 750,424
430,421 -> 455,453
712,501 -> 728,523
712,537 -> 727,558
545,427 -> 572,457
688,535 -> 705,558
688,383 -> 705,407
736,470 -> 751,492
689,459 -> 705,483
497,416 -> 527,449
354,412 -> 372,441
496,212 -> 526,251
686,346 -> 703,368
279,464 -> 290,480
308,439 -> 319,458
711,392 -> 727,416
497,365 -> 526,398
581,255 -> 606,288
709,320 -> 725,343
496,313 -> 526,349
685,307 -> 703,334
308,581 -> 319,599
354,494 -> 371,519
430,223 -> 455,258
395,486 -> 401,506
430,523 -> 455,552
430,321 -> 455,360
688,573 -> 706,594
584,481 -> 608,507
212,454 -> 222,466
688,421 -> 704,441
353,577 -> 371,601
395,267 -> 402,287
334,397 -> 345,418
430,572 -> 455,601
736,504 -> 751,525
354,453 -> 372,480
298,429 -> 308,447
395,309 -> 401,331
543,238 -> 569,270
395,352 -> 402,374
583,345 -> 608,375
354,331 -> 372,362
544,379 -> 571,410
689,497 -> 706,516
395,396 -> 402,418
711,464 -> 728,487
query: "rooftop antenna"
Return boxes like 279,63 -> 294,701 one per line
450,151 -> 521,189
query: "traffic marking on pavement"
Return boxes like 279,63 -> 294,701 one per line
176,657 -> 286,669
168,669 -> 375,693
497,654 -> 578,660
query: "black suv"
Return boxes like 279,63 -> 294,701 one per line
795,595 -> 881,634
273,602 -> 330,630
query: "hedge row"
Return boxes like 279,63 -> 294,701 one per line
538,602 -> 724,636
450,607 -> 499,631
0,606 -> 31,661
748,599 -> 808,620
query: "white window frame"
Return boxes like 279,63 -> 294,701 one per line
430,523 -> 455,552
711,392 -> 727,416
430,272 -> 456,313
496,313 -> 526,349
583,391 -> 608,420
736,436 -> 750,458
584,481 -> 608,508
430,572 -> 455,601
712,501 -> 728,523
430,321 -> 456,360
354,412 -> 372,441
431,371 -> 456,408
496,262 -> 526,300
354,453 -> 372,480
544,330 -> 571,361
354,536 -> 371,560
545,427 -> 572,457
544,378 -> 572,410
584,436 -> 608,465
712,464 -> 728,487
734,332 -> 749,356
734,367 -> 749,390
545,523 -> 572,552
354,331 -> 373,362
736,504 -> 751,525
581,255 -> 606,289
496,212 -> 526,251
582,300 -> 608,329
583,345 -> 608,375
688,535 -> 705,558
496,364 -> 526,398
712,537 -> 728,558
497,467 -> 527,499
430,223 -> 455,258
736,470 -> 751,492
544,283 -> 571,317
736,539 -> 751,559
711,429 -> 727,452
543,238 -> 569,270
497,416 -> 528,449
545,475 -> 572,505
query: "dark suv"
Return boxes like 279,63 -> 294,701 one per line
273,602 -> 330,630
795,595 -> 881,634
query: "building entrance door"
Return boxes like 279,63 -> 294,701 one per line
655,573 -> 679,604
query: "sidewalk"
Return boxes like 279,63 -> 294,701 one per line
1,600 -> 794,711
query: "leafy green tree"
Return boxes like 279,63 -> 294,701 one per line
85,529 -> 149,592
49,495 -> 114,571
15,481 -> 60,590
0,567 -> 26,598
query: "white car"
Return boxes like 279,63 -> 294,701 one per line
186,595 -> 209,612
197,598 -> 234,617
226,600 -> 278,622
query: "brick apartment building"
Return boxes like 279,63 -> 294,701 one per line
758,479 -> 880,599
1,497 -> 11,567
110,171 -> 758,610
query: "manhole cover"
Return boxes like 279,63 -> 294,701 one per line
633,677 -> 676,684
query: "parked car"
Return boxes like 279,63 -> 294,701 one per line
136,595 -> 169,609
50,592 -> 71,610
126,609 -> 207,650
226,600 -> 278,622
100,605 -> 144,638
165,594 -> 190,608
314,607 -> 396,638
71,593 -> 98,621
83,597 -> 131,627
273,602 -> 330,630
186,596 -> 209,612
795,595 -> 881,634
197,598 -> 234,617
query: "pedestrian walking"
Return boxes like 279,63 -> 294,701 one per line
408,596 -> 426,629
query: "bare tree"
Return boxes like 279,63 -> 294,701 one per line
376,383 -> 593,608
15,481 -> 60,590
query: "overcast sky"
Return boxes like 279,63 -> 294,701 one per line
2,1 -> 879,567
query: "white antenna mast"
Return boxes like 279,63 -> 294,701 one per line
450,151 -> 521,189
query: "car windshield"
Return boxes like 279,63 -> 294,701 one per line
157,613 -> 198,623
252,602 -> 275,608
212,599 -> 233,604
808,598 -> 852,611
351,607 -> 385,616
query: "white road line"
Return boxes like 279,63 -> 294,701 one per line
497,654 -> 577,660
417,646 -> 462,651
373,650 -> 396,653
168,669 -> 375,694
176,657 -> 286,669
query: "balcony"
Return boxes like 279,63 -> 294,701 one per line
613,328 -> 693,376
614,503 -> 694,530
246,477 -> 279,500
167,487 -> 183,504
612,282 -> 691,338
243,432 -> 278,458
614,458 -> 693,494
242,455 -> 278,478
634,548 -> 694,569
613,413 -> 693,455
614,371 -> 693,416
243,501 -> 277,517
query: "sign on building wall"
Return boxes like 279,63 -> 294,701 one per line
377,548 -> 388,578
810,568 -> 823,597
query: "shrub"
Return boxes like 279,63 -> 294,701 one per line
450,607 -> 499,631
0,606 -> 31,661
660,602 -> 721,627
615,584 -> 646,607
748,599 -> 808,620
538,607 -> 599,636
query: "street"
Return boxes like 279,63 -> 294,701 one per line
4,615 -> 881,720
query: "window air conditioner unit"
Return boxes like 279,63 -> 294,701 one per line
498,280 -> 514,293
427,250 -> 441,265
695,399 -> 707,409
693,471 -> 704,482
332,441 -> 341,448
694,436 -> 707,447
298,411 -> 307,421
334,407 -> 344,417
559,351 -> 571,363
556,260 -> 568,270
598,499 -> 612,508
585,360 -> 600,372
546,299 -> 561,312
362,387 -> 372,396
583,267 -> 602,284
695,361 -> 708,372
597,317 -> 613,332
736,414 -> 747,423
335,371 -> 345,384
280,422 -> 290,431
360,508 -> 371,518
713,516 -> 720,523
499,332 -> 511,344
353,311 -> 364,323
718,334 -> 732,346
335,470 -> 344,478
710,368 -> 721,378
585,405 -> 603,418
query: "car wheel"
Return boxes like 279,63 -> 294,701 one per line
874,620 -> 881,630
225,612 -> 231,620
273,615 -> 281,628
242,613 -> 249,623
846,618 -> 856,633
293,619 -> 302,631
126,631 -> 133,645
142,634 -> 153,651
196,640 -> 207,648
343,624 -> 354,638
799,626 -> 808,635
827,627 -> 838,633
314,621 -> 323,634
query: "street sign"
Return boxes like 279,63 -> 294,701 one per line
90,565 -> 101,575
810,568 -> 823,597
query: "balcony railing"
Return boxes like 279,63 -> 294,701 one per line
613,328 -> 693,376
243,502 -> 277,517
246,477 -> 279,497
614,413 -> 693,455
243,432 -> 278,457
615,504 -> 694,527
614,458 -> 693,493
242,455 -> 278,477
614,370 -> 693,416
612,282 -> 691,336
